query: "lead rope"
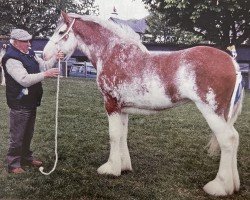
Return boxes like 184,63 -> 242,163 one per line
39,58 -> 61,175
39,18 -> 75,175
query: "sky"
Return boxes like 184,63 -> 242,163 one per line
94,0 -> 149,20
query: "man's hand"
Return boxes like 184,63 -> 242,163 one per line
44,68 -> 60,78
56,51 -> 64,60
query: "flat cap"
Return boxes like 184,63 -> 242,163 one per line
10,29 -> 32,41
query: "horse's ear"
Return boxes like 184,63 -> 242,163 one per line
61,11 -> 71,25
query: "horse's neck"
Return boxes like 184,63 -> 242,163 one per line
74,21 -> 113,65
74,20 -> 147,69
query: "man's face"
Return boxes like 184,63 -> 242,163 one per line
14,40 -> 31,53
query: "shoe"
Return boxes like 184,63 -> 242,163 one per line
30,160 -> 43,167
22,160 -> 43,167
9,167 -> 25,174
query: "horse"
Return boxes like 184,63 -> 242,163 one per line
0,44 -> 7,86
43,12 -> 244,196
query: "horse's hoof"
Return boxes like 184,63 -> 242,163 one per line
234,178 -> 240,192
97,162 -> 121,176
203,178 -> 233,196
121,165 -> 133,172
121,160 -> 132,172
233,172 -> 240,192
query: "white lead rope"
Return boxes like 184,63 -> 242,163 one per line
39,59 -> 61,175
39,19 -> 75,175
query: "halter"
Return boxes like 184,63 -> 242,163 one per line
49,18 -> 76,45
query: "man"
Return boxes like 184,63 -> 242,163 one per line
2,29 -> 63,174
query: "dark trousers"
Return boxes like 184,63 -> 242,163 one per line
7,108 -> 37,170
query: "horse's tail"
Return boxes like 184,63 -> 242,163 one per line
207,59 -> 244,156
206,134 -> 220,156
227,60 -> 244,125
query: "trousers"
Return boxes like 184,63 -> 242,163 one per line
7,108 -> 37,170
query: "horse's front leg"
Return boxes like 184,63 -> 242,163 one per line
120,113 -> 132,172
97,113 -> 124,176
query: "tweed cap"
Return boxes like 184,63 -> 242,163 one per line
10,29 -> 32,41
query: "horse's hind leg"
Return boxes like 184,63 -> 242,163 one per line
120,113 -> 132,172
232,126 -> 240,192
98,113 -> 130,176
195,102 -> 239,196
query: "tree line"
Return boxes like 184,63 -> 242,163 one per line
143,0 -> 250,48
0,0 -> 98,37
0,0 -> 249,48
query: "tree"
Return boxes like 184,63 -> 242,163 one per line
146,11 -> 203,44
143,0 -> 250,48
0,0 -> 99,37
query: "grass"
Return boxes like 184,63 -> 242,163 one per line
0,78 -> 249,200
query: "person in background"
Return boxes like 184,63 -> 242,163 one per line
1,29 -> 64,174
226,44 -> 237,59
0,44 -> 8,86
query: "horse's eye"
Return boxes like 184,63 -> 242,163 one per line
59,31 -> 65,35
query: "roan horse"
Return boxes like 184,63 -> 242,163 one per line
43,12 -> 244,196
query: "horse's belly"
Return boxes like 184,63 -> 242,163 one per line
117,81 -> 177,113
121,98 -> 187,115
121,91 -> 173,109
101,69 -> 185,114
121,107 -> 160,115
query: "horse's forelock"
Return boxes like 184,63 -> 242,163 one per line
55,13 -> 80,31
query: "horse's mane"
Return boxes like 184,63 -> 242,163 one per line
66,13 -> 148,52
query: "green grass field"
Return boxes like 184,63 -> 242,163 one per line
0,78 -> 249,200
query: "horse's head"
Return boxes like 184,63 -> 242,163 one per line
44,11 -> 148,66
43,12 -> 79,61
